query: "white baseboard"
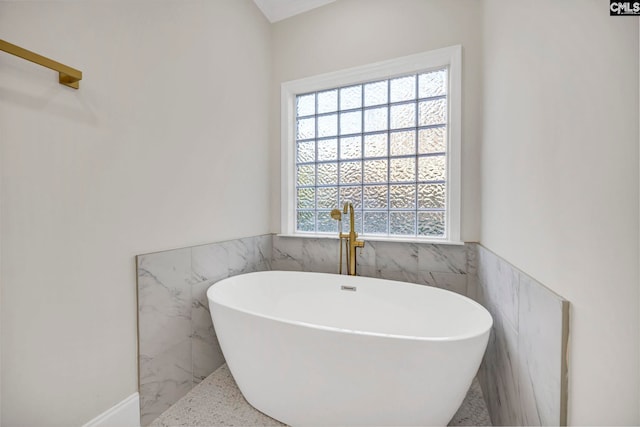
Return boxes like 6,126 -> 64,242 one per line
82,392 -> 140,427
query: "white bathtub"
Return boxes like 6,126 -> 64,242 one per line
207,270 -> 492,426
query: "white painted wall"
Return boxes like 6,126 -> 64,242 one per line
270,0 -> 483,242
0,1 -> 271,425
481,1 -> 639,424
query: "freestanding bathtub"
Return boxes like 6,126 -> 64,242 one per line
207,270 -> 492,426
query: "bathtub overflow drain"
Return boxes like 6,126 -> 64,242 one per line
341,285 -> 357,291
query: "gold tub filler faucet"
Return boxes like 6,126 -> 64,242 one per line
330,202 -> 365,275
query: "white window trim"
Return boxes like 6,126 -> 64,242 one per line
280,45 -> 462,243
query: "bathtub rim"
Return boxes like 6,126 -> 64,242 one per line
207,270 -> 493,343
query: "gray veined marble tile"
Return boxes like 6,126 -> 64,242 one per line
517,272 -> 568,426
420,271 -> 468,296
475,247 -> 521,425
377,268 -> 419,284
466,243 -> 478,276
494,256 -> 520,330
271,236 -> 304,271
190,279 -> 231,385
418,243 -> 468,274
191,243 -> 229,283
193,235 -> 271,283
476,318 -> 494,403
240,235 -> 273,273
238,236 -> 258,269
476,246 -> 519,331
374,240 -> 418,273
466,272 -> 479,302
139,339 -> 192,426
192,335 -> 224,386
356,265 -> 377,278
466,244 -> 479,301
477,246 -> 499,316
270,258 -> 303,271
476,245 -> 499,294
356,239 -> 376,267
301,237 -> 340,271
191,280 -> 216,344
480,313 -> 521,426
475,246 -> 495,310
255,234 -> 273,270
222,237 -> 255,276
469,244 -> 569,427
138,248 -> 192,359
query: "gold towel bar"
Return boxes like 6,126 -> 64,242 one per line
0,39 -> 82,89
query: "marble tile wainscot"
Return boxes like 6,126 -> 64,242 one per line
472,243 -> 570,426
272,236 -> 473,298
136,234 -> 272,426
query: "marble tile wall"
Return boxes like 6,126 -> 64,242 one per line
272,236 -> 473,297
473,243 -> 569,426
137,234 -> 272,426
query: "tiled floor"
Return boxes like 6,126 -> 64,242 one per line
152,364 -> 492,426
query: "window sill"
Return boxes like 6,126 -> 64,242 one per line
275,233 -> 465,246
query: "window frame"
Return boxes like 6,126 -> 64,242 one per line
280,45 -> 462,243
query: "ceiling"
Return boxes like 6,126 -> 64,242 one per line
253,0 -> 336,23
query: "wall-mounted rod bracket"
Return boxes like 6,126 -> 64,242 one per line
0,39 -> 83,89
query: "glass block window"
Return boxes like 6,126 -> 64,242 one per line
294,68 -> 448,238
